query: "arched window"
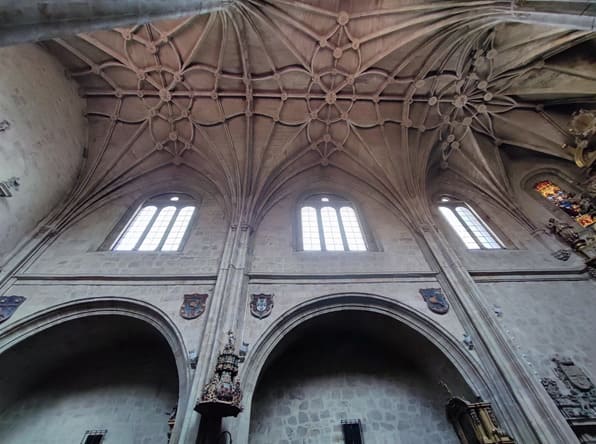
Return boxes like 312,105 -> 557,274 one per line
112,193 -> 196,252
534,180 -> 595,227
438,198 -> 503,250
299,195 -> 367,251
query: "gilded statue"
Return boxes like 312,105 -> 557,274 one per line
562,109 -> 596,169
547,218 -> 586,250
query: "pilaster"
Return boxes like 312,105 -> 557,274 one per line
421,224 -> 579,443
176,222 -> 251,443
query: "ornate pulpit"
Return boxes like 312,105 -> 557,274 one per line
195,331 -> 243,418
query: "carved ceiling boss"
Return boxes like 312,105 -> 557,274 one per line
38,1 -> 594,230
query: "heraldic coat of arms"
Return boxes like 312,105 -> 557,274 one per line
419,288 -> 449,314
0,295 -> 26,324
541,355 -> 596,421
180,293 -> 208,320
250,294 -> 274,319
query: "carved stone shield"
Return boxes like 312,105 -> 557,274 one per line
419,288 -> 449,315
250,294 -> 273,319
180,294 -> 208,320
554,357 -> 593,391
552,249 -> 571,261
0,295 -> 26,324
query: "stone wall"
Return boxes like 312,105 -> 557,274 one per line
251,187 -> 431,275
241,280 -> 467,350
430,164 -> 587,274
25,188 -> 227,277
476,279 -> 596,383
248,312 -> 469,444
1,150 -> 595,443
0,44 -> 85,264
251,364 -> 458,444
0,283 -> 213,355
0,347 -> 177,444
0,317 -> 178,444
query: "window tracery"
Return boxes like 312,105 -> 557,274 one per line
439,198 -> 503,250
299,195 -> 366,252
112,194 -> 196,252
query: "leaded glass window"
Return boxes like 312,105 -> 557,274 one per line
439,198 -> 503,250
112,194 -> 196,252
299,195 -> 367,252
534,180 -> 595,227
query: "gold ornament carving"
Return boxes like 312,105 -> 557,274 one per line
562,109 -> 596,169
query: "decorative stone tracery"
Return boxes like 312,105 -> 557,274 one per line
41,1 -> 595,230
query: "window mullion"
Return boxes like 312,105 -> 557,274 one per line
157,207 -> 180,251
336,206 -> 350,251
134,207 -> 160,251
453,205 -> 484,249
316,207 -> 326,252
298,207 -> 305,251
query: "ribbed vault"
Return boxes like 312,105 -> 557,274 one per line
43,0 -> 596,231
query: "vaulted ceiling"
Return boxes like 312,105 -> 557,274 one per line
44,0 -> 596,228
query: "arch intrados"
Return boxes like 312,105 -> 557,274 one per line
242,293 -> 486,394
235,293 -> 494,441
0,297 -> 190,440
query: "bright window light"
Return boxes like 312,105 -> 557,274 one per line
162,206 -> 195,251
112,194 -> 197,252
301,206 -> 322,251
300,195 -> 367,252
439,202 -> 503,250
114,206 -> 157,251
138,206 -> 177,251
340,207 -> 366,251
455,207 -> 502,249
321,206 -> 344,251
439,207 -> 480,249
